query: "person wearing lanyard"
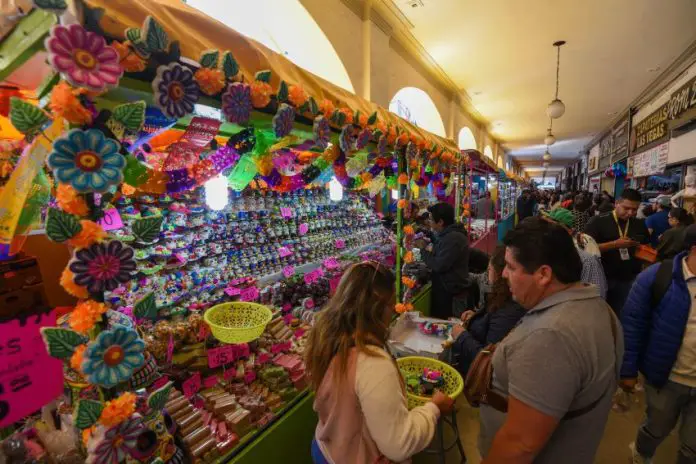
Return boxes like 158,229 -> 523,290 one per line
585,188 -> 649,316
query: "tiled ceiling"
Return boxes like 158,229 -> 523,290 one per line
390,0 -> 696,168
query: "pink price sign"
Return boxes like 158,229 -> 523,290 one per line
182,372 -> 202,398
98,208 -> 124,231
329,276 -> 341,294
280,207 -> 293,218
224,287 -> 241,297
243,370 -> 256,385
298,223 -> 309,235
203,375 -> 218,388
278,247 -> 292,258
239,287 -> 259,302
335,239 -> 345,249
223,368 -> 237,381
0,311 -> 63,428
208,345 -> 234,368
323,257 -> 339,270
152,376 -> 170,390
282,266 -> 295,278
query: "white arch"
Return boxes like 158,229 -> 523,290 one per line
484,145 -> 494,160
388,87 -> 446,137
187,0 -> 354,92
497,157 -> 504,169
458,127 -> 477,150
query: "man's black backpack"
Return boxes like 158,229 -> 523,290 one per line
651,258 -> 674,308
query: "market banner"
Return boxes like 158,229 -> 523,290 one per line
666,75 -> 696,121
631,103 -> 669,153
610,116 -> 629,163
629,142 -> 669,178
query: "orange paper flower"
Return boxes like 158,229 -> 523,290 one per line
297,151 -> 319,164
404,251 -> 414,264
69,300 -> 108,334
49,81 -> 92,126
409,159 -> 418,170
250,81 -> 273,108
360,172 -> 373,184
398,173 -> 409,185
288,85 -> 308,107
339,108 -> 354,125
358,113 -> 368,127
403,225 -> 415,235
402,276 -> 416,289
395,303 -> 406,314
121,184 -> 136,196
319,99 -> 335,117
397,199 -> 407,209
68,220 -> 106,249
387,126 -> 397,145
56,183 -> 89,216
70,344 -> 87,373
113,41 -> 146,73
194,68 -> 225,96
397,133 -> 409,146
99,392 -> 137,427
61,268 -> 89,299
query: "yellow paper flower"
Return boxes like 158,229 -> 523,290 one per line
194,68 -> 225,96
70,344 -> 87,373
288,85 -> 308,107
68,220 -> 106,249
99,392 -> 136,427
60,267 -> 89,299
49,81 -> 92,126
250,81 -> 273,108
69,300 -> 108,334
112,41 -> 146,73
56,183 -> 89,216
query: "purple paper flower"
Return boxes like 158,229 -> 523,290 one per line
70,241 -> 136,293
273,104 -> 295,138
377,134 -> 387,155
406,141 -> 418,160
222,83 -> 252,124
87,416 -> 144,464
313,116 -> 330,150
45,24 -> 122,92
152,63 -> 199,119
356,128 -> 371,150
339,125 -> 355,153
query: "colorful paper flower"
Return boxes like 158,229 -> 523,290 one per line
194,67 -> 225,96
358,113 -> 368,127
47,129 -> 125,193
398,173 -> 409,185
313,116 -> 330,150
403,225 -> 415,235
45,24 -> 122,92
397,199 -> 407,209
273,103 -> 295,138
112,41 -> 146,73
70,344 -> 87,373
99,392 -> 136,427
61,267 -> 89,299
82,325 -> 145,388
406,142 -> 418,160
69,241 -> 136,293
402,276 -> 416,289
69,300 -> 108,334
319,99 -> 335,118
152,63 -> 199,119
250,81 -> 273,108
221,83 -> 252,124
356,128 -> 371,150
339,125 -> 355,153
404,251 -> 414,264
288,85 -> 308,107
377,135 -> 387,155
56,183 -> 89,216
68,220 -> 106,249
49,81 -> 93,125
87,416 -> 143,464
339,108 -> 354,125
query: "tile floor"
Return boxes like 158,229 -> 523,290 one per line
414,391 -> 679,463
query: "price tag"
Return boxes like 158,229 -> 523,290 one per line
98,208 -> 124,231
280,207 -> 293,218
225,287 -> 241,297
323,257 -> 339,270
243,370 -> 256,385
282,266 -> 295,278
298,223 -> 309,235
283,313 -> 294,325
258,352 -> 272,364
203,375 -> 218,388
239,287 -> 259,302
208,345 -> 235,368
234,343 -> 251,359
278,247 -> 292,258
152,376 -> 170,390
223,368 -> 237,381
335,239 -> 345,249
295,328 -> 306,338
166,335 -> 174,364
182,372 -> 202,398
198,323 -> 210,341
0,311 -> 63,427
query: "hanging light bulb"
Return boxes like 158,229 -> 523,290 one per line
542,161 -> 550,168
204,174 -> 229,211
543,149 -> 552,161
329,176 -> 344,202
544,129 -> 556,146
547,41 -> 566,119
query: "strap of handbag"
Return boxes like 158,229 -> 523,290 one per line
464,302 -> 619,420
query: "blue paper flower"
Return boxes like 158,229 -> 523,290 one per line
82,325 -> 145,388
47,129 -> 125,193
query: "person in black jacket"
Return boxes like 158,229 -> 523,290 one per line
449,245 -> 525,377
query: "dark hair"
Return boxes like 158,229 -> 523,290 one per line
487,245 -> 512,312
669,207 -> 693,226
428,202 -> 455,227
503,217 -> 582,284
620,188 -> 641,202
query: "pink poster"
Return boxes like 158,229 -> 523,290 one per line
0,311 -> 63,427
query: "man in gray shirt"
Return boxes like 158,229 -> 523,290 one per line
475,191 -> 495,220
480,217 -> 622,464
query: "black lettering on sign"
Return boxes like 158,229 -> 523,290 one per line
0,384 -> 8,422
10,375 -> 31,393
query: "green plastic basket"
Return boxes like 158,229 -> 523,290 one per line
397,356 -> 464,409
204,302 -> 273,343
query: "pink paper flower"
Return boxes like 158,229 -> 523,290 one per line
45,24 -> 123,92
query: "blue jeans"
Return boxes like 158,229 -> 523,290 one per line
312,439 -> 330,464
636,381 -> 696,464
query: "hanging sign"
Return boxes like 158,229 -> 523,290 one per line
208,345 -> 234,368
666,75 -> 696,121
629,142 -> 669,177
182,372 -> 202,398
631,104 -> 669,153
97,208 -> 124,231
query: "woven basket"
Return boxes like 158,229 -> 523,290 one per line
397,356 -> 464,409
204,302 -> 273,344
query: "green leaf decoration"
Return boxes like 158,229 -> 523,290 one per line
298,102 -> 310,114
277,81 -> 289,103
143,16 -> 169,53
148,383 -> 172,412
131,39 -> 151,59
255,70 -> 271,83
308,97 -> 319,116
132,216 -> 163,243
33,0 -> 67,12
74,400 -> 104,430
112,101 -> 146,132
200,50 -> 219,68
45,208 -> 82,243
332,110 -> 346,127
367,111 -> 378,125
222,51 -> 239,80
354,111 -> 362,124
123,155 -> 149,186
40,328 -> 87,360
9,98 -> 50,135
125,27 -> 141,44
134,292 -> 158,320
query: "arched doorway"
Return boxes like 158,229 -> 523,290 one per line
388,87 -> 446,137
484,145 -> 494,160
458,127 -> 477,150
187,0 -> 354,92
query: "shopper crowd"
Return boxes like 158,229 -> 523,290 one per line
308,187 -> 696,464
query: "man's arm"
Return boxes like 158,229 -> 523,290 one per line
482,396 -> 560,464
586,216 -> 626,252
620,266 -> 659,380
421,236 -> 463,273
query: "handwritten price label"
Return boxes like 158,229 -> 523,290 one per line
335,239 -> 345,249
182,372 -> 202,398
98,208 -> 124,231
203,375 -> 218,389
298,223 -> 309,236
278,247 -> 292,258
239,287 -> 259,302
208,345 -> 235,368
225,287 -> 241,297
234,343 -> 251,359
280,207 -> 293,219
323,257 -> 339,270
271,341 -> 292,354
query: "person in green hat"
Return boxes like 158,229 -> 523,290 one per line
542,208 -> 607,299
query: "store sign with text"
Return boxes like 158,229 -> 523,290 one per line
610,117 -> 629,162
666,75 -> 696,121
588,144 -> 600,173
631,104 -> 669,153
629,142 -> 669,178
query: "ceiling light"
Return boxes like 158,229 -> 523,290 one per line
546,41 -> 566,119
543,161 -> 550,168
543,150 -> 551,161
544,129 -> 556,146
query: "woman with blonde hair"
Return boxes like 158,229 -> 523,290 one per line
306,262 -> 454,463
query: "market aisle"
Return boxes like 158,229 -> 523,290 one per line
413,393 -> 679,463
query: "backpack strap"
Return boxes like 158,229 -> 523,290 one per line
651,258 -> 674,308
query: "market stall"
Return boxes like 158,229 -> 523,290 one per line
496,169 -> 518,241
459,149 -> 498,254
0,1 -> 464,463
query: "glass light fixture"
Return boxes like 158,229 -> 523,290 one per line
542,161 -> 550,168
543,150 -> 552,161
204,174 -> 229,210
546,41 -> 566,119
329,176 -> 343,201
544,129 -> 556,146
